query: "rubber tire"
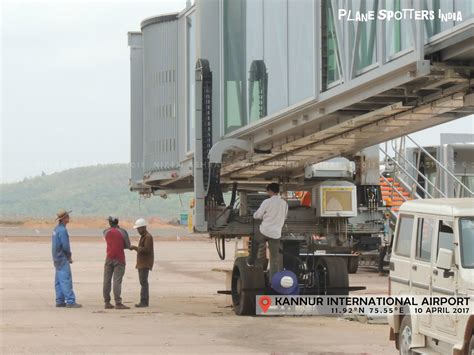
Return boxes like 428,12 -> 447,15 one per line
466,334 -> 473,355
231,257 -> 265,316
347,256 -> 359,274
398,316 -> 413,355
315,257 -> 349,295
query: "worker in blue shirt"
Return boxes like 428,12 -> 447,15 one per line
52,209 -> 81,308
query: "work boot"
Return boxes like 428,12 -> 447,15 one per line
104,302 -> 114,309
115,303 -> 130,310
135,303 -> 148,308
66,303 -> 82,308
56,303 -> 66,308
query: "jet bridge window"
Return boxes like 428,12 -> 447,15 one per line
223,0 -> 247,133
352,0 -> 377,72
454,0 -> 474,21
385,0 -> 413,59
422,0 -> 473,38
321,0 -> 341,90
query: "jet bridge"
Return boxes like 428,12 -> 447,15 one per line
128,0 -> 474,315
128,1 -> 474,193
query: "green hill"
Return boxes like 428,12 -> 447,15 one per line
0,164 -> 192,220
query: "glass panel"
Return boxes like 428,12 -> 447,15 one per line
246,0 -> 265,123
324,191 -> 353,213
395,215 -> 414,257
187,13 -> 196,152
454,0 -> 474,21
288,0 -> 314,104
416,218 -> 434,261
263,0 -> 288,114
385,0 -> 413,58
460,218 -> 474,268
437,220 -> 454,254
248,79 -> 261,122
321,0 -> 341,90
223,0 -> 247,133
426,172 -> 437,197
356,0 -> 377,71
456,175 -> 474,198
424,0 -> 453,38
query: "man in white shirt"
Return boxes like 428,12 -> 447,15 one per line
247,183 -> 288,280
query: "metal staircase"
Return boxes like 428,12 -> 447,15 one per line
379,176 -> 410,213
379,135 -> 474,219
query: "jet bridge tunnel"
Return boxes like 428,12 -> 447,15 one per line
127,2 -> 473,236
128,0 -> 474,196
126,1 -> 474,313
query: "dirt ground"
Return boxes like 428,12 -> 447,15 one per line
1,217 -> 178,230
0,235 -> 398,354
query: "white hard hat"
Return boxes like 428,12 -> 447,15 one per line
133,218 -> 147,229
280,276 -> 294,289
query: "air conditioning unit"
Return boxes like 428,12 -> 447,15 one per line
304,157 -> 355,179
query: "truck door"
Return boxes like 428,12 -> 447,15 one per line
390,214 -> 415,295
411,216 -> 435,330
431,219 -> 458,337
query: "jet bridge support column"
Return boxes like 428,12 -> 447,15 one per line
355,145 -> 380,186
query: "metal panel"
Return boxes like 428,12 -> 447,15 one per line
177,14 -> 186,161
222,93 -> 469,178
128,32 -> 144,186
142,16 -> 179,174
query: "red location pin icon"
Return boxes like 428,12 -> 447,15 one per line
259,296 -> 271,313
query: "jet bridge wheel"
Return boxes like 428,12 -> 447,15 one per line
314,257 -> 349,295
231,257 -> 265,316
347,255 -> 359,274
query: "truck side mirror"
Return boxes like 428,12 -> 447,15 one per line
436,248 -> 454,278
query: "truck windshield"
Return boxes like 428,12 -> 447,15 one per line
460,218 -> 474,268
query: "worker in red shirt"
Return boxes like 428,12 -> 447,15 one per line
103,216 -> 132,309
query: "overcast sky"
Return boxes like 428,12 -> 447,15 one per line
1,0 -> 473,183
1,0 -> 186,183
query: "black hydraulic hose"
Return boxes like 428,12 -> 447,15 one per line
229,182 -> 238,209
215,237 -> 225,260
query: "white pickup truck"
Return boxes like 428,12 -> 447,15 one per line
388,198 -> 474,355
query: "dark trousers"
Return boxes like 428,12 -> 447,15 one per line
138,268 -> 150,305
103,259 -> 125,303
248,230 -> 283,281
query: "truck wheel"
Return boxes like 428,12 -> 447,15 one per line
347,256 -> 359,274
398,316 -> 413,355
231,257 -> 265,316
315,257 -> 349,295
467,334 -> 473,355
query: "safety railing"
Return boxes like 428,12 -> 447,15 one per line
379,146 -> 435,200
406,135 -> 474,197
